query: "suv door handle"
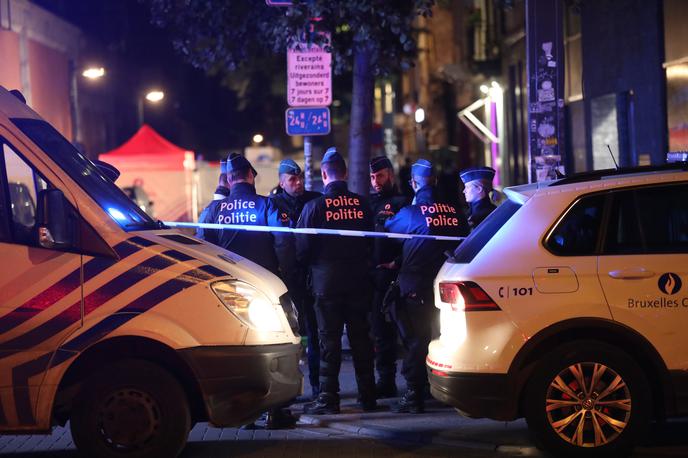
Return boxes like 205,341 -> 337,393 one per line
608,268 -> 655,279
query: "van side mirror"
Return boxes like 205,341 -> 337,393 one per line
36,189 -> 76,249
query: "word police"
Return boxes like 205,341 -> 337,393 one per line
325,195 -> 364,221
420,203 -> 460,227
217,199 -> 257,224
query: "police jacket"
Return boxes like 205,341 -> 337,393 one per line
210,182 -> 284,274
296,181 -> 374,295
370,188 -> 408,278
270,189 -> 321,289
468,196 -> 497,229
196,186 -> 229,245
384,185 -> 469,295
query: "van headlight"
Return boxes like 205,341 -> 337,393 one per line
211,281 -> 284,332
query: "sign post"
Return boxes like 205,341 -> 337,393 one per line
286,34 -> 332,190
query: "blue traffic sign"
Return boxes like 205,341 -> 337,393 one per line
286,107 -> 330,136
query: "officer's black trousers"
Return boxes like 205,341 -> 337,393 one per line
390,288 -> 436,390
371,269 -> 398,383
314,292 -> 375,399
301,294 -> 320,390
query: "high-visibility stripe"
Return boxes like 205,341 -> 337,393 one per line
0,238 -> 149,333
0,253 -> 178,356
12,266 -> 215,426
164,221 -> 467,242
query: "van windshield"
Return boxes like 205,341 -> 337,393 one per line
10,118 -> 159,231
449,199 -> 522,263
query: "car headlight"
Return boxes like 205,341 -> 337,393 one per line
211,280 -> 284,332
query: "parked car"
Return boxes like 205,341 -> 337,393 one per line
427,161 -> 688,457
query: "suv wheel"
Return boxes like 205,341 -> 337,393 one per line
525,340 -> 650,457
70,359 -> 191,458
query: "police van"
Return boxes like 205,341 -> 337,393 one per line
427,162 -> 688,457
0,86 -> 302,457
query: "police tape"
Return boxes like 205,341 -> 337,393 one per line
163,221 -> 466,242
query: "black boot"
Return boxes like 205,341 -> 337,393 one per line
375,379 -> 398,398
391,388 -> 424,414
303,392 -> 340,415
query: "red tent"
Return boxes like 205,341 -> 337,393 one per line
99,125 -> 196,221
100,124 -> 194,170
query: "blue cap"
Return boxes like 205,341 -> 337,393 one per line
226,152 -> 257,176
278,159 -> 302,175
220,159 -> 227,174
411,159 -> 433,177
321,146 -> 345,166
460,166 -> 495,184
369,156 -> 393,173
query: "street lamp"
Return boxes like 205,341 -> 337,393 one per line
82,67 -> 105,80
252,133 -> 264,144
137,90 -> 165,126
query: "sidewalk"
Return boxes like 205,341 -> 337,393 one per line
295,354 -> 539,456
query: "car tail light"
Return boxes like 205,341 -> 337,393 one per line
439,281 -> 500,311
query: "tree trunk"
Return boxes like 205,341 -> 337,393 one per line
348,45 -> 375,196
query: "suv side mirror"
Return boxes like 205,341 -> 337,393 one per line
36,189 -> 76,249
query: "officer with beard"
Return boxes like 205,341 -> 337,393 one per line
296,148 -> 377,414
368,156 -> 408,398
384,159 -> 469,413
270,159 -> 321,399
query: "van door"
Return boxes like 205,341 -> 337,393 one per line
598,183 -> 688,371
0,138 -> 83,429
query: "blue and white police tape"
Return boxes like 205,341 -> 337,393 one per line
164,221 -> 466,242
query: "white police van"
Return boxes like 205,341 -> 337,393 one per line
0,86 -> 302,457
427,162 -> 688,457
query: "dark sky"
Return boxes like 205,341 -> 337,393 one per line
32,0 -> 282,160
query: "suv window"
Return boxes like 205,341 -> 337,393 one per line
1,141 -> 49,245
450,199 -> 521,263
546,194 -> 606,256
604,183 -> 688,254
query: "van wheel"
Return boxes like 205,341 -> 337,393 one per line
70,360 -> 191,458
524,341 -> 650,458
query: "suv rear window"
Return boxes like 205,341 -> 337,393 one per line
545,194 -> 606,256
449,199 -> 521,263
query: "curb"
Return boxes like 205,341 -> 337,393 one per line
299,414 -> 541,455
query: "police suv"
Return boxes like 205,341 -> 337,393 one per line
427,161 -> 688,457
0,86 -> 301,457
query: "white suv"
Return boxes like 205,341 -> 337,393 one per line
427,163 -> 688,457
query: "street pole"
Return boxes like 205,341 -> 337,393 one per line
304,135 -> 313,191
137,98 -> 144,126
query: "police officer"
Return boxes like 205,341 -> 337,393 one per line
270,159 -> 321,399
368,156 -> 408,398
384,159 -> 469,413
209,153 -> 284,274
196,157 -> 230,245
460,166 -> 497,229
296,147 -> 377,414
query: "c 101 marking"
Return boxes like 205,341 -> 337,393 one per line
498,287 -> 534,298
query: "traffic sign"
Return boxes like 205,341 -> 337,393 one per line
287,36 -> 332,107
286,107 -> 330,136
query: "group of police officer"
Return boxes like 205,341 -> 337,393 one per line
197,147 -> 497,420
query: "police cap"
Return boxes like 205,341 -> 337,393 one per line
460,166 -> 495,184
321,147 -> 345,166
411,158 -> 433,177
278,159 -> 302,176
369,155 -> 393,173
226,152 -> 258,176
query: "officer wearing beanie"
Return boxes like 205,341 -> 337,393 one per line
384,159 -> 469,413
368,156 -> 408,398
295,147 -> 377,414
196,157 -> 230,245
460,166 -> 497,229
208,153 -> 285,274
270,158 -> 322,399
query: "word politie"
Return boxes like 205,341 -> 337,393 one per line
325,195 -> 364,221
420,203 -> 460,227
217,199 -> 258,224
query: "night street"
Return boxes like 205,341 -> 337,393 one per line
1,357 -> 687,457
